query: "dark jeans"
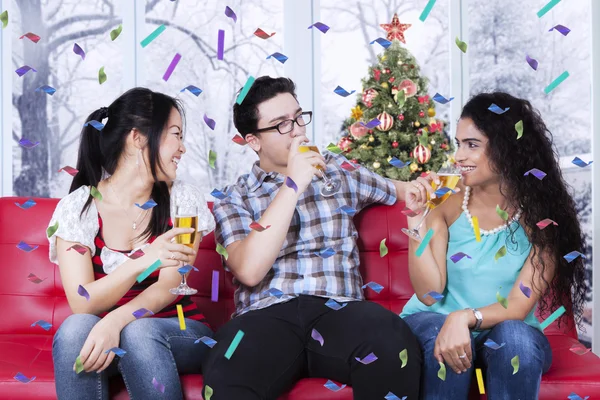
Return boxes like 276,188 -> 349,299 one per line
403,311 -> 552,400
202,295 -> 422,400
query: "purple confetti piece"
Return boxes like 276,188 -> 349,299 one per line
211,270 -> 219,302
73,43 -> 86,60
14,373 -> 36,384
362,281 -> 384,294
519,281 -> 532,298
434,187 -> 455,197
135,199 -> 158,210
484,338 -> 506,350
31,320 -> 52,331
285,177 -> 298,193
549,24 -> 570,36
316,247 -> 336,258
324,380 -> 347,392
210,188 -> 228,200
35,85 -> 56,96
369,37 -> 392,48
83,120 -> 105,131
355,352 -> 378,365
432,92 -> 454,104
177,264 -> 199,274
163,53 -> 181,81
77,284 -> 90,301
217,29 -> 225,60
423,291 -> 444,302
450,252 -> 472,263
180,85 -> 203,96
132,308 -> 154,319
360,118 -> 381,129
152,377 -> 165,393
325,298 -> 347,311
572,157 -> 593,168
204,113 -> 216,130
15,65 -> 37,77
524,168 -> 547,180
262,288 -> 284,298
225,6 -> 237,22
564,251 -> 586,263
311,328 -> 324,346
15,199 -> 37,209
266,52 -> 288,64
389,157 -> 408,168
526,54 -> 539,71
333,85 -> 355,97
19,138 -> 40,149
104,347 -> 127,357
488,103 -> 510,114
195,336 -> 217,347
335,205 -> 357,217
17,241 -> 38,252
385,393 -> 407,400
308,22 -> 330,33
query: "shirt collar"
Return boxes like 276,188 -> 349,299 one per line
247,162 -> 283,193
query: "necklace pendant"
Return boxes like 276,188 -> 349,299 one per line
133,222 -> 137,230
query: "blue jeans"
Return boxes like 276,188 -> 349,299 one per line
52,314 -> 213,400
403,311 -> 552,400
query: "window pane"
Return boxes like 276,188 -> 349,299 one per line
11,0 -> 124,197
143,0 -> 284,194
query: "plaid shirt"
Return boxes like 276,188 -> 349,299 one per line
213,152 -> 397,317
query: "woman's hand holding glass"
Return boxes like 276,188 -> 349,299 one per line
142,227 -> 197,267
404,172 -> 441,212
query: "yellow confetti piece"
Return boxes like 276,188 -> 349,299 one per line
496,287 -> 508,308
472,216 -> 481,242
511,355 -> 519,374
476,368 -> 485,394
515,120 -> 524,139
494,245 -> 507,262
176,304 -> 186,330
205,385 -> 213,400
399,349 -> 408,368
380,238 -> 388,257
437,361 -> 446,380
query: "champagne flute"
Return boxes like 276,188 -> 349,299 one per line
298,144 -> 342,197
401,163 -> 462,242
170,205 -> 200,295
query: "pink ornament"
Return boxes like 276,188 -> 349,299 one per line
349,122 -> 369,139
338,137 -> 353,152
362,88 -> 378,107
373,69 -> 381,82
398,79 -> 417,98
376,112 -> 394,132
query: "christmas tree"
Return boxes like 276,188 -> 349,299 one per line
337,14 -> 454,181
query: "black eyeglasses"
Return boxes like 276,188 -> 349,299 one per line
254,111 -> 313,135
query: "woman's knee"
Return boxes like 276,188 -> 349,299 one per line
53,313 -> 100,347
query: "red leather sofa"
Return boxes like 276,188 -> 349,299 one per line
1,196 -> 599,399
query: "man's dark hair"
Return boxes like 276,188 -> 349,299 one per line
233,76 -> 297,138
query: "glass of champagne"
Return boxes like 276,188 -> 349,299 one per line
170,205 -> 200,295
401,162 -> 462,242
298,144 -> 342,197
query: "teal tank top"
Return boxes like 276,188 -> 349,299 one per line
400,212 -> 542,336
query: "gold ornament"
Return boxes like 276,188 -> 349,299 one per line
373,161 -> 381,169
430,139 -> 436,145
381,55 -> 387,61
360,144 -> 369,149
387,103 -> 393,108
387,156 -> 393,162
351,105 -> 363,120
414,121 -> 421,128
381,82 -> 389,89
428,108 -> 436,117
368,136 -> 375,142
409,162 -> 418,172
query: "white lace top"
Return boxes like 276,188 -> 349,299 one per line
47,180 -> 215,274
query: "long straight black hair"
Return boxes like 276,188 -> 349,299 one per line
70,87 -> 186,242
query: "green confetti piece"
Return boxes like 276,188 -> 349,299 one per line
326,143 -> 342,154
399,349 -> 408,368
110,24 -> 122,41
455,37 -> 467,53
205,385 -> 213,400
224,330 -> 244,359
216,243 -> 229,260
90,186 -> 103,201
98,67 -> 107,85
415,228 -> 434,257
437,361 -> 446,381
544,71 -> 569,94
496,205 -> 508,221
494,245 -> 507,262
46,221 -> 59,238
136,259 -> 162,283
141,24 -> 166,48
75,355 -> 84,374
236,76 -> 255,105
379,238 -> 388,258
419,0 -> 437,22
511,355 -> 519,374
537,0 -> 561,18
209,150 -> 217,169
0,10 -> 8,28
496,288 -> 508,309
395,90 -> 406,107
515,120 -> 524,139
540,305 -> 566,330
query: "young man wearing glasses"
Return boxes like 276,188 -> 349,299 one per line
202,76 -> 423,399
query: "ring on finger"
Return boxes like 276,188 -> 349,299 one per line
459,353 -> 467,359
169,252 -> 175,260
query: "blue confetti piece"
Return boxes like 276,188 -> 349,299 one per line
15,199 -> 37,209
262,288 -> 284,299
423,291 -> 444,302
484,338 -> 506,350
19,138 -> 40,149
389,157 -> 408,169
135,200 -> 158,210
35,85 -> 56,96
83,120 -> 105,131
488,103 -> 510,114
180,85 -> 203,96
355,352 -> 378,364
325,298 -> 347,311
568,393 -> 590,400
31,320 -> 52,331
316,247 -> 336,258
178,264 -> 199,274
14,372 -> 36,384
104,347 -> 127,357
572,157 -> 593,168
308,22 -> 330,33
333,85 -> 355,97
549,24 -> 570,36
432,92 -> 454,104
362,281 -> 384,294
17,241 -> 38,252
266,52 -> 288,64
336,205 -> 357,217
369,37 -> 392,48
15,65 -> 37,77
434,187 -> 455,197
385,393 -> 407,400
524,168 -> 547,180
360,118 -> 381,129
449,252 -> 471,263
210,188 -> 229,200
195,336 -> 218,348
324,380 -> 347,392
564,251 -> 586,263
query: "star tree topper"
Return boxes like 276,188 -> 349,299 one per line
380,13 -> 411,43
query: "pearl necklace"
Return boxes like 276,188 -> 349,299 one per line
462,186 -> 522,236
